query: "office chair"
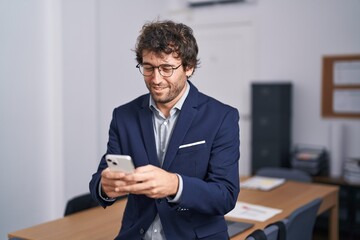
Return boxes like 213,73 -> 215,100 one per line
264,224 -> 280,240
64,193 -> 99,216
245,224 -> 279,240
256,167 -> 312,182
282,198 -> 322,240
246,197 -> 320,240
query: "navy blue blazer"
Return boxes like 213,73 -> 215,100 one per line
90,81 -> 240,240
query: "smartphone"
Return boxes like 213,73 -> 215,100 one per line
105,154 -> 134,173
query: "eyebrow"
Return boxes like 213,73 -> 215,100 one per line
142,59 -> 173,66
142,62 -> 176,67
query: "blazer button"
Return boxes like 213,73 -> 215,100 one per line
139,228 -> 145,234
157,199 -> 162,203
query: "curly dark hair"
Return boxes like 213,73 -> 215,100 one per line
135,20 -> 200,75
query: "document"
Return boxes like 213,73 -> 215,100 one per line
333,89 -> 360,113
240,176 -> 285,191
333,60 -> 360,85
226,201 -> 283,222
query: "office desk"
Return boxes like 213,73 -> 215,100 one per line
8,180 -> 338,240
230,180 -> 339,240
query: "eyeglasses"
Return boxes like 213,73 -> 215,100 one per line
136,63 -> 182,77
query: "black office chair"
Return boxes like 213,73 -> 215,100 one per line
255,167 -> 312,182
245,224 -> 280,240
64,193 -> 99,216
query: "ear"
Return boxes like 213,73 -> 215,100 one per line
185,66 -> 194,78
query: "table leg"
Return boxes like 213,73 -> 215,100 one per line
328,195 -> 339,240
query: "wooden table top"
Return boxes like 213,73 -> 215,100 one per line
9,179 -> 339,240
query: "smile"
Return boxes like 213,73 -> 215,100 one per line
152,85 -> 167,91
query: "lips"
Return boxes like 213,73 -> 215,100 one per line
152,85 -> 167,93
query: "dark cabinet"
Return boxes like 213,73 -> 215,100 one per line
251,82 -> 292,174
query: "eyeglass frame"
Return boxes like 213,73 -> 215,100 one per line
136,63 -> 183,77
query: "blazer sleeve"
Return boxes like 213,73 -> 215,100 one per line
89,109 -> 122,207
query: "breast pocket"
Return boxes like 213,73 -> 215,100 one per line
173,141 -> 209,178
178,140 -> 207,154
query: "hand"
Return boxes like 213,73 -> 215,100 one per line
119,165 -> 179,199
101,168 -> 135,198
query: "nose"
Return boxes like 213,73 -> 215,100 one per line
149,68 -> 163,84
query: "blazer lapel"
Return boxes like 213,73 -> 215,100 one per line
138,95 -> 160,167
162,83 -> 199,170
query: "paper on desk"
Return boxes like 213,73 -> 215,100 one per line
240,176 -> 285,191
226,201 -> 282,222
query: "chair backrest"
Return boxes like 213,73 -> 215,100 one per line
64,193 -> 99,216
246,236 -> 256,240
246,197 -> 320,240
256,167 -> 312,182
245,225 -> 279,240
284,198 -> 322,240
264,224 -> 279,240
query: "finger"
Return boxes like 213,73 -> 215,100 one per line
120,180 -> 152,194
102,168 -> 127,179
133,164 -> 157,173
102,181 -> 129,198
122,171 -> 155,184
125,165 -> 163,182
105,188 -> 127,198
101,184 -> 119,197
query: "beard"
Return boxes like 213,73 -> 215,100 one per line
147,80 -> 186,105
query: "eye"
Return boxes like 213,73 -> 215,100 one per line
160,65 -> 173,73
142,65 -> 154,71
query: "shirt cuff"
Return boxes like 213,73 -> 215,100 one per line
98,180 -> 116,202
167,174 -> 183,203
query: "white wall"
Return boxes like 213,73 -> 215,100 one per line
62,0 -> 99,207
1,0 -> 359,238
0,0 -> 64,237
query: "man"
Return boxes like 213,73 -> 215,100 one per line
89,20 -> 240,240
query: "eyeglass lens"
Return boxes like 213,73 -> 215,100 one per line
138,64 -> 178,77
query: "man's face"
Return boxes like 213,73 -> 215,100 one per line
142,51 -> 194,110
